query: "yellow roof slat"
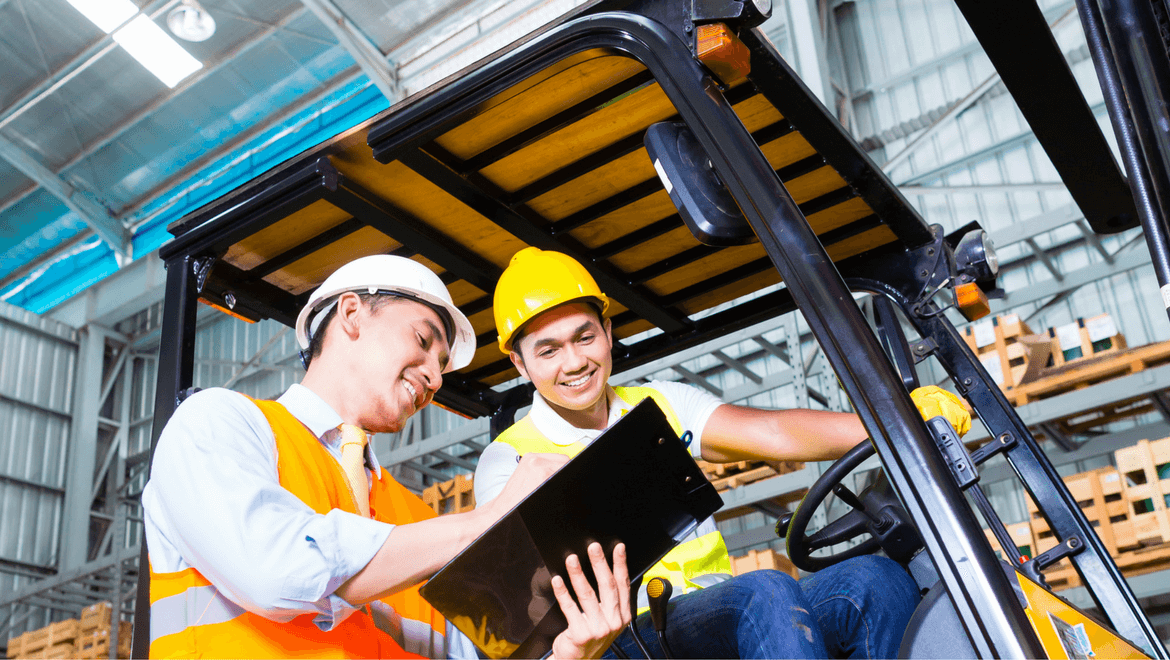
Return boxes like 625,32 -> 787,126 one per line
434,52 -> 647,160
479,81 -> 676,192
263,226 -> 403,295
223,199 -> 352,272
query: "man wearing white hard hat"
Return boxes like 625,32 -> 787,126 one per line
142,255 -> 632,659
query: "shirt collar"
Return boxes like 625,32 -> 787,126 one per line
277,383 -> 383,479
528,385 -> 628,445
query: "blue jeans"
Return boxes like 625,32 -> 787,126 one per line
605,555 -> 919,659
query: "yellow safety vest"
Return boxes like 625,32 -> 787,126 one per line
493,386 -> 732,607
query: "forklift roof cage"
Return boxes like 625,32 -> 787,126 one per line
134,1 -> 1169,658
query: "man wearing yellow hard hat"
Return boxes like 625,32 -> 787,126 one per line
475,247 -> 973,659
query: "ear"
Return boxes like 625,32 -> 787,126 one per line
509,348 -> 531,381
335,292 -> 364,341
603,316 -> 613,345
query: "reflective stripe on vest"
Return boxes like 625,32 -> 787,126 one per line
493,386 -> 733,611
148,398 -> 445,659
150,583 -> 245,640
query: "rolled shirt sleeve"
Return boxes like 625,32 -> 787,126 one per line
142,388 -> 393,630
643,380 -> 724,459
472,441 -> 521,506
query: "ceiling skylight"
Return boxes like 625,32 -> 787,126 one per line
65,0 -> 139,34
113,15 -> 204,88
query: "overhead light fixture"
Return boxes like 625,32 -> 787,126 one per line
114,15 -> 203,88
167,1 -> 216,42
65,0 -> 138,33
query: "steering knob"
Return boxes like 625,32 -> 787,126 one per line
776,511 -> 794,538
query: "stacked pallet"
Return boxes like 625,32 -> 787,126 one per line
6,620 -> 79,660
993,439 -> 1170,591
695,460 -> 804,492
5,603 -> 131,660
1116,438 -> 1170,547
1006,339 -> 1170,406
75,602 -> 130,660
1047,314 -> 1127,367
421,474 -> 475,515
1028,467 -> 1136,589
961,314 -> 1050,391
729,548 -> 800,579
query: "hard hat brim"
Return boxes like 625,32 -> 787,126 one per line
499,294 -> 609,354
295,286 -> 476,372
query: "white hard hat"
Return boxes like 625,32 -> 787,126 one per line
295,255 -> 476,372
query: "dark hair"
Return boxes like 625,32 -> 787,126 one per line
511,300 -> 605,364
301,293 -> 402,369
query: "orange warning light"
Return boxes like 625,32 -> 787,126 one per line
198,297 -> 257,323
955,282 -> 990,321
697,23 -> 751,85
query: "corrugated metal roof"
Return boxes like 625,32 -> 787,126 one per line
0,0 -> 554,313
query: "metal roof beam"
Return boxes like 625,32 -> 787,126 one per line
300,0 -> 399,101
0,0 -> 177,131
0,133 -> 129,259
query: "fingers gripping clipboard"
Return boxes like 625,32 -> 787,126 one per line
419,399 -> 724,659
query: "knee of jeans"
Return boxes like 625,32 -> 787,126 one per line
734,568 -> 805,604
842,555 -> 919,602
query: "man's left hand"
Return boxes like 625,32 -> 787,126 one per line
910,386 -> 971,437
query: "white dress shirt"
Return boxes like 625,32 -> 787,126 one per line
142,383 -> 476,658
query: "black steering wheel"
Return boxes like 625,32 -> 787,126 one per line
785,440 -> 923,572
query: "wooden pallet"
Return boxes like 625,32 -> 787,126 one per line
421,474 -> 475,515
74,623 -> 132,660
13,643 -> 75,660
1117,438 -> 1170,546
1005,339 -> 1170,405
729,548 -> 800,579
1043,541 -> 1170,592
1048,314 -> 1127,367
696,460 -> 804,492
963,314 -> 1049,391
78,603 -> 112,633
7,621 -> 78,659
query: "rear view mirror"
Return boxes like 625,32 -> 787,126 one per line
644,121 -> 757,246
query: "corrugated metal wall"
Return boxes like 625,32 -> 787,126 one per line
0,300 -> 76,631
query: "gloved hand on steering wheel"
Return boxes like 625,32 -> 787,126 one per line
909,385 -> 971,437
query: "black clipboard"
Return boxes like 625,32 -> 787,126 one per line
419,399 -> 724,659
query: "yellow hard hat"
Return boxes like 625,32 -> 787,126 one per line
494,247 -> 610,354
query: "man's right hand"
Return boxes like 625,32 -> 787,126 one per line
482,452 -> 569,520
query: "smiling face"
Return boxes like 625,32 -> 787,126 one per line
510,301 -> 613,430
315,293 -> 450,433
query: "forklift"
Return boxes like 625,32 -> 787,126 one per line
132,0 -> 1170,657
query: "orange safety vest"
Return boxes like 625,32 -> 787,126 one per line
149,398 -> 446,659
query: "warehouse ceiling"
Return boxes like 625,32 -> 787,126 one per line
0,0 -> 487,312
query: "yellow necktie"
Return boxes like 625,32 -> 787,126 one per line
338,424 -> 371,517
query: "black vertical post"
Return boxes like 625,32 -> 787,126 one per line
605,18 -> 1042,655
489,385 -> 535,440
872,296 -> 920,390
1078,0 -> 1170,329
131,255 -> 199,660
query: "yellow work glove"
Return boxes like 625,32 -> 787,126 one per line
910,385 -> 971,437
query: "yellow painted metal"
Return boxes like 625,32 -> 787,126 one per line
1014,570 -> 1149,659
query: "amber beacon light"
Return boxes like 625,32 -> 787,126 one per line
697,23 -> 751,85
